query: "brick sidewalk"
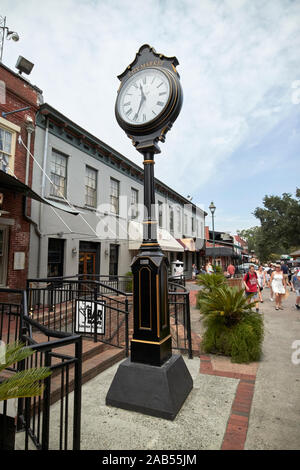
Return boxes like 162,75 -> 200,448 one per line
188,284 -> 259,450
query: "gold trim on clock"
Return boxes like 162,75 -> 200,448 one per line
139,266 -> 152,330
131,334 -> 171,346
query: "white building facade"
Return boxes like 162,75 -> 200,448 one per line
28,104 -> 206,281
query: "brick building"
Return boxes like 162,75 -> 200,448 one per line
205,226 -> 240,270
0,62 -> 43,288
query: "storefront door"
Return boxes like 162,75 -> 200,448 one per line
79,252 -> 97,280
78,241 -> 100,280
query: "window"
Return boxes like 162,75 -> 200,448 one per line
50,149 -> 68,198
110,178 -> 120,214
169,205 -> 174,233
85,166 -> 97,207
0,128 -> 12,173
177,207 -> 181,233
184,214 -> 188,234
109,244 -> 119,277
130,188 -> 138,219
0,226 -> 9,286
47,238 -> 65,277
192,217 -> 195,234
158,201 -> 163,228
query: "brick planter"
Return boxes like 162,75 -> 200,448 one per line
226,277 -> 243,290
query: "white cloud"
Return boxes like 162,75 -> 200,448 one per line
1,0 -> 300,231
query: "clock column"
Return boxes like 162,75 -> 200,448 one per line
106,44 -> 193,421
130,152 -> 172,366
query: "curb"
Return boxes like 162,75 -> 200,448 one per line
199,354 -> 257,450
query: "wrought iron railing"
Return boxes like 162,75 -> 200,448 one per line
19,318 -> 82,450
0,288 -> 82,451
168,282 -> 193,359
27,277 -> 131,356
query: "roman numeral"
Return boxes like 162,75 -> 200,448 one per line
157,82 -> 163,88
159,92 -> 167,96
133,113 -> 138,121
143,77 -> 146,84
143,114 -> 146,122
151,76 -> 155,84
123,102 -> 131,106
125,108 -> 132,116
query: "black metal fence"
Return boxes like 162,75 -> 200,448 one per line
27,275 -> 193,355
27,277 -> 131,356
0,288 -> 82,451
168,282 -> 193,359
19,319 -> 82,450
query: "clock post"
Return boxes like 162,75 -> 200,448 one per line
106,45 -> 193,420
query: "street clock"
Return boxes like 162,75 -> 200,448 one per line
107,45 -> 192,421
115,44 -> 183,154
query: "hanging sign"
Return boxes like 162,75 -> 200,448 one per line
75,300 -> 106,335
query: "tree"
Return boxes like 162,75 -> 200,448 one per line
237,189 -> 300,262
253,189 -> 300,257
238,226 -> 269,262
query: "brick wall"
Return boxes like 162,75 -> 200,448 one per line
0,64 -> 42,289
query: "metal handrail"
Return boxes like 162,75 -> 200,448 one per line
27,277 -> 130,298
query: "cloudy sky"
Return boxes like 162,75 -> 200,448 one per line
1,0 -> 300,234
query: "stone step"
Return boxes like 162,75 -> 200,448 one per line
48,346 -> 126,407
26,335 -> 125,410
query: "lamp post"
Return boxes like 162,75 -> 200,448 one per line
209,201 -> 216,271
0,16 -> 20,63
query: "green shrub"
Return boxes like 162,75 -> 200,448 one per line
196,273 -> 226,310
202,313 -> 264,363
214,265 -> 223,274
196,272 -> 226,290
198,284 -> 264,363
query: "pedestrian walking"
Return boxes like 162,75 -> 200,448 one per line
292,269 -> 300,310
281,261 -> 291,289
270,264 -> 286,310
256,265 -> 266,303
268,263 -> 275,301
243,265 -> 260,313
205,262 -> 214,274
227,263 -> 235,278
192,264 -> 198,280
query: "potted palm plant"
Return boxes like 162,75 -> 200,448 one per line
0,341 -> 51,450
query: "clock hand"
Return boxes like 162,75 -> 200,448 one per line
134,84 -> 146,120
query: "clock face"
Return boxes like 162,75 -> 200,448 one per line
116,68 -> 171,126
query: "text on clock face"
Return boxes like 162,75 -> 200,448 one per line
118,68 -> 170,125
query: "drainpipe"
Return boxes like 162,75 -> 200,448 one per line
37,116 -> 49,277
25,120 -> 35,186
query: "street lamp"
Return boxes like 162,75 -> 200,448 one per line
0,16 -> 20,62
209,201 -> 216,271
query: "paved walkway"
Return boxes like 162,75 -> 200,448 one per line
15,283 -> 300,450
188,282 -> 300,450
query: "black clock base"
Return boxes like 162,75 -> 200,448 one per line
105,354 -> 193,421
131,336 -> 172,367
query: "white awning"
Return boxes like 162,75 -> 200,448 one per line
128,221 -> 184,252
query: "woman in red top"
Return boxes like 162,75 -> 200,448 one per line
243,265 -> 260,313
